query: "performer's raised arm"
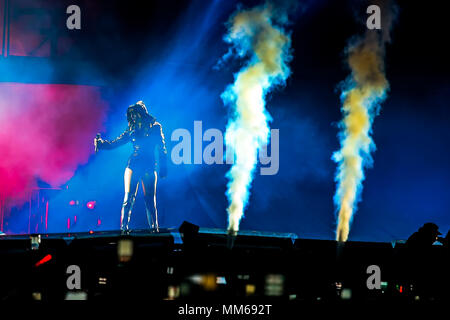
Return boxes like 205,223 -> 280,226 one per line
95,129 -> 131,151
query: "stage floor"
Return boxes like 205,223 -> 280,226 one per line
0,227 -> 299,242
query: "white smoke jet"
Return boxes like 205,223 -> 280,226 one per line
333,1 -> 396,242
220,2 -> 292,233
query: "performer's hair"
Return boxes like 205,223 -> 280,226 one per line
126,101 -> 156,128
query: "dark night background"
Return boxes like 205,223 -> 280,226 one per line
0,0 -> 449,242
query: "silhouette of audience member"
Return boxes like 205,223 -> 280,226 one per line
406,222 -> 442,248
404,223 -> 443,298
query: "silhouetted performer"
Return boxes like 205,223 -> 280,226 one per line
406,222 -> 442,248
94,101 -> 167,232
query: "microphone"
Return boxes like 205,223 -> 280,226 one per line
94,133 -> 101,153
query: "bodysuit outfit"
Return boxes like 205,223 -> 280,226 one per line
98,119 -> 167,231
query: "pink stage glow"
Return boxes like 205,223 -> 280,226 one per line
0,83 -> 108,204
86,201 -> 96,210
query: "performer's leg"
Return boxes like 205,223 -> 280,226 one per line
142,170 -> 158,231
120,167 -> 139,231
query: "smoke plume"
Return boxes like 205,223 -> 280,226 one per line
220,1 -> 293,233
333,1 -> 396,241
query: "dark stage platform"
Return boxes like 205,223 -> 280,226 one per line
0,226 -> 449,303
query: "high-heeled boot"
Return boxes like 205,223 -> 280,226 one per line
145,199 -> 159,231
120,192 -> 136,232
